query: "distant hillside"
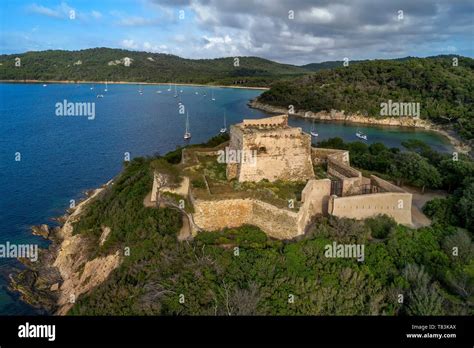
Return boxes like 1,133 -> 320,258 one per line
301,60 -> 364,71
259,56 -> 474,140
0,48 -> 309,87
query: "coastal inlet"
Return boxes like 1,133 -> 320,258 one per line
0,82 -> 453,314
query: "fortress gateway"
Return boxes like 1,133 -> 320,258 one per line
151,115 -> 412,239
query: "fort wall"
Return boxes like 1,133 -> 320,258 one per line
311,148 -> 350,165
297,179 -> 331,232
192,198 -> 300,239
329,191 -> 412,225
370,175 -> 406,193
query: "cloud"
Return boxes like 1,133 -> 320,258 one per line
91,10 -> 102,19
121,39 -> 139,49
116,16 -> 160,27
27,3 -> 67,18
120,39 -> 168,53
27,2 -> 102,22
149,0 -> 474,64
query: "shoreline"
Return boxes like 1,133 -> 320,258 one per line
0,79 -> 270,90
248,99 -> 472,156
9,179 -> 115,315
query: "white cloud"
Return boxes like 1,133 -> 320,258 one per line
27,2 -> 102,22
27,3 -> 65,18
91,10 -> 102,19
121,39 -> 138,49
300,8 -> 335,24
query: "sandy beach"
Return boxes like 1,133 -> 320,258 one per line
0,79 -> 270,90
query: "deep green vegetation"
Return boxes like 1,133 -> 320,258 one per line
260,56 -> 474,140
0,48 -> 308,87
318,137 -> 474,232
67,141 -> 472,316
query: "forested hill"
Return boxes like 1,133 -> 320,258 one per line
258,56 -> 474,140
0,47 -> 309,87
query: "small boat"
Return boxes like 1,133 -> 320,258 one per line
310,119 -> 318,137
96,94 -> 104,98
184,112 -> 191,140
220,111 -> 227,133
356,130 -> 367,140
104,80 -> 108,92
195,91 -> 198,95
90,86 -> 94,90
180,89 -> 183,93
42,84 -> 47,87
157,90 -> 162,94
211,90 -> 215,101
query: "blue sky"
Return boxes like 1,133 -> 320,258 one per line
1,0 -> 473,65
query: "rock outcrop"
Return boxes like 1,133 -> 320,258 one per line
52,183 -> 121,315
11,181 -> 121,315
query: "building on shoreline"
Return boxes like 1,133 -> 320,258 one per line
151,114 -> 413,239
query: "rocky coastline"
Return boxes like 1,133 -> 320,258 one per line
248,98 -> 472,156
9,180 -> 121,315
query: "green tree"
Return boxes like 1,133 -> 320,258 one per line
391,152 -> 441,192
457,182 -> 474,230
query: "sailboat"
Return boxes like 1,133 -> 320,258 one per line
184,112 -> 191,140
220,111 -> 227,133
355,130 -> 367,140
167,83 -> 171,92
211,90 -> 215,101
104,80 -> 108,92
138,84 -> 143,95
174,84 -> 178,98
95,82 -> 103,98
310,119 -> 318,137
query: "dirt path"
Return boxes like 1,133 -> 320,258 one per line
402,186 -> 448,228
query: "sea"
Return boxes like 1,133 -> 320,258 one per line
0,82 -> 453,314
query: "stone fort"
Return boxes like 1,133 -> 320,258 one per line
151,114 -> 413,240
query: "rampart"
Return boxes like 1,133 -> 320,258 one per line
192,179 -> 332,239
328,176 -> 412,225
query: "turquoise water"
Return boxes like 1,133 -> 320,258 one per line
289,118 -> 453,153
0,83 -> 452,315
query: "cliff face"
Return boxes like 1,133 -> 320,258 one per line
248,99 -> 432,128
52,184 -> 121,315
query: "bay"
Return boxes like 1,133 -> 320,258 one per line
0,82 -> 452,314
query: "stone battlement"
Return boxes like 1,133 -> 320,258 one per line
237,114 -> 288,129
150,114 -> 414,240
228,115 -> 314,182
